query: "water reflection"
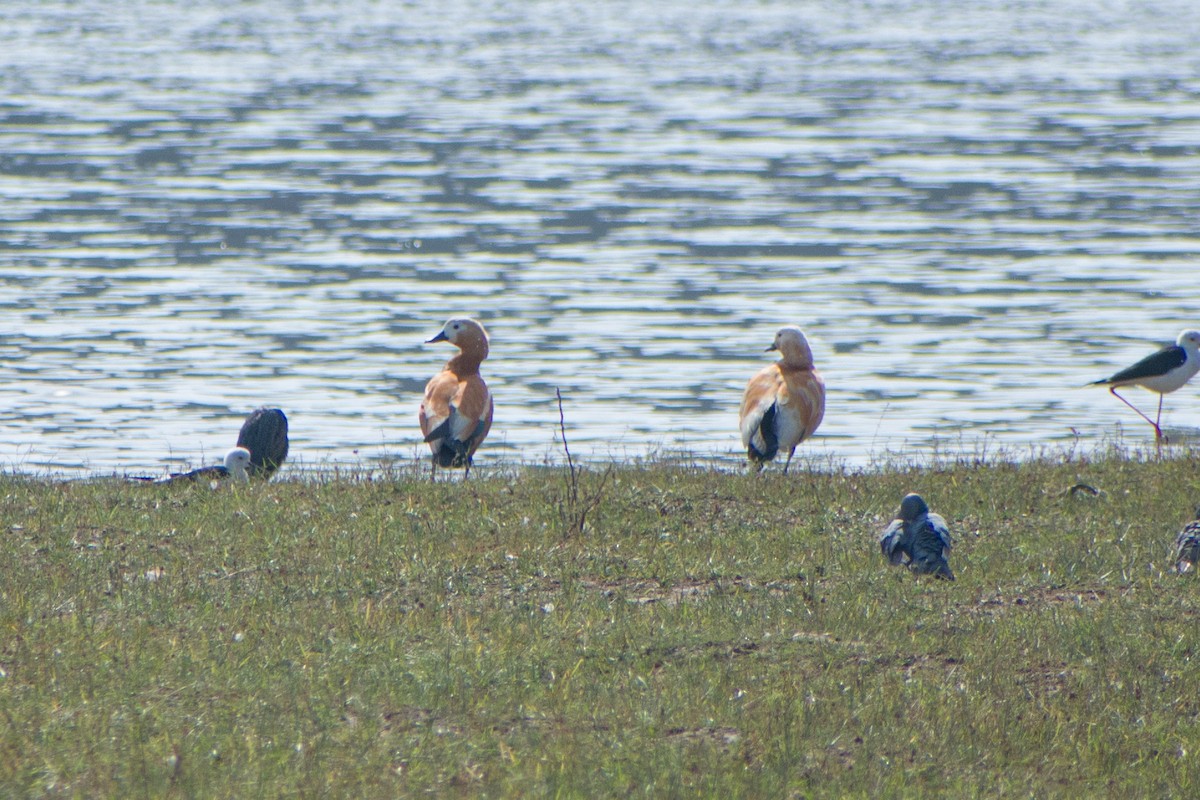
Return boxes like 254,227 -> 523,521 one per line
0,1 -> 1198,475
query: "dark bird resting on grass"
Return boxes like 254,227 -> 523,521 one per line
1172,507 -> 1200,574
1089,329 -> 1200,442
236,407 -> 289,478
132,446 -> 252,485
879,493 -> 955,581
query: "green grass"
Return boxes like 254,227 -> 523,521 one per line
3,445 -> 1200,797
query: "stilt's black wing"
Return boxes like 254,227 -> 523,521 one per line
237,407 -> 289,478
1094,345 -> 1185,385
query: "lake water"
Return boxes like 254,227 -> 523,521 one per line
2,0 -> 1199,476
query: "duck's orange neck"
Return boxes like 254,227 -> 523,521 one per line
778,345 -> 814,370
446,337 -> 489,375
778,355 -> 813,371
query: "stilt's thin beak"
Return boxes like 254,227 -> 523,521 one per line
426,330 -> 448,344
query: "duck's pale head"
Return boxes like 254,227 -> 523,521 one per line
767,325 -> 815,368
427,317 -> 490,358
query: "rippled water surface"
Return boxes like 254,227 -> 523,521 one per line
2,0 -> 1200,475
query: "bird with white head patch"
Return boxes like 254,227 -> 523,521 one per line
132,446 -> 251,486
420,317 -> 494,479
879,493 -> 955,581
738,325 -> 825,474
221,446 -> 252,482
1089,329 -> 1200,442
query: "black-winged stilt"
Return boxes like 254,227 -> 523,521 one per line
1089,329 -> 1200,441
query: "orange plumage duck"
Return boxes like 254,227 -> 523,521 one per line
420,317 -> 494,478
738,325 -> 825,474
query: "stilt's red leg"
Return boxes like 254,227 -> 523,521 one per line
1111,387 -> 1164,440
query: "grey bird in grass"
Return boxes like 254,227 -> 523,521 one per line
1172,507 -> 1200,574
879,493 -> 955,581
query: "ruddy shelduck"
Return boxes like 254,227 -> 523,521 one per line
420,317 -> 494,478
1089,329 -> 1200,442
738,325 -> 825,473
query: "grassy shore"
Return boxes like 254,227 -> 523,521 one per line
2,444 -> 1200,797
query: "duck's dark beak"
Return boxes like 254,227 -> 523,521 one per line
426,330 -> 448,343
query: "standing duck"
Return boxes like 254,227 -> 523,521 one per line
419,317 -> 494,478
738,325 -> 825,474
